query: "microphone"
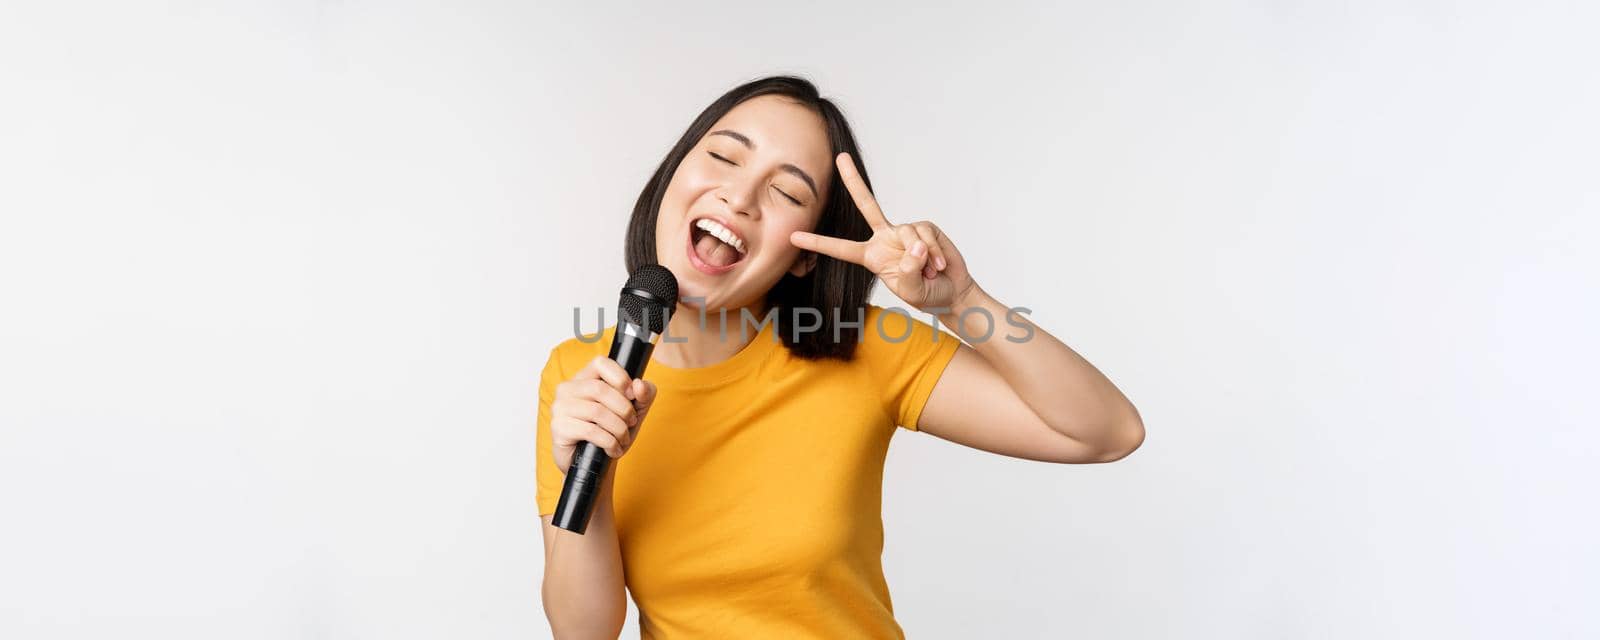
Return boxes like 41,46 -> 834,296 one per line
552,265 -> 678,534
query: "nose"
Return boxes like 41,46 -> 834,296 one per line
717,175 -> 762,220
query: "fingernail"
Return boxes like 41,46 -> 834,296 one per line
911,242 -> 926,257
935,256 -> 946,270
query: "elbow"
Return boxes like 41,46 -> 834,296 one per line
543,602 -> 626,640
1089,406 -> 1145,463
542,580 -> 626,640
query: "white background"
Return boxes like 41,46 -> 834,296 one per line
2,1 -> 1596,638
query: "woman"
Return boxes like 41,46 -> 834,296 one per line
537,76 -> 1143,639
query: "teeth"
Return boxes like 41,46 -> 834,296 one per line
694,218 -> 746,254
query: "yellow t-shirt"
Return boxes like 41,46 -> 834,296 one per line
537,305 -> 961,639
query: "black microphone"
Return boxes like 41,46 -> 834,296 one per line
553,265 -> 678,534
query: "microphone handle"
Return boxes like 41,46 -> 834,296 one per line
551,327 -> 655,534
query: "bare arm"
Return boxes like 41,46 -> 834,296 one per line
540,465 -> 627,639
538,356 -> 657,639
919,287 -> 1144,463
791,151 -> 1142,464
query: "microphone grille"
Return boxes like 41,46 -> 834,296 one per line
618,265 -> 678,335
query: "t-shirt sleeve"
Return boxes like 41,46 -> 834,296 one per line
535,347 -> 568,517
858,306 -> 962,431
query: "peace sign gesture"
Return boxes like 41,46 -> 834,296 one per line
790,152 -> 977,312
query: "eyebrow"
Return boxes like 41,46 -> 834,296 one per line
708,129 -> 820,200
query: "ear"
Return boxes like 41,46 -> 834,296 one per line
788,250 -> 818,278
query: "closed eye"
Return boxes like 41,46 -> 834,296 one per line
771,186 -> 802,206
709,150 -> 801,205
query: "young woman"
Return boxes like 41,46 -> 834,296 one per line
536,76 -> 1143,639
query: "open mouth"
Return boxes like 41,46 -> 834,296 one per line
686,217 -> 748,273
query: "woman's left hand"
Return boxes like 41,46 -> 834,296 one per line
790,152 -> 979,313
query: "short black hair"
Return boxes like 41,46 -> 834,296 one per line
623,75 -> 877,361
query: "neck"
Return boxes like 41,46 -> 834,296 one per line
652,301 -> 768,369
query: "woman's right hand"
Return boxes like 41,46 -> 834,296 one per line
550,355 -> 658,474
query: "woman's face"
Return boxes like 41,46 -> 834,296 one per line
654,95 -> 834,313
